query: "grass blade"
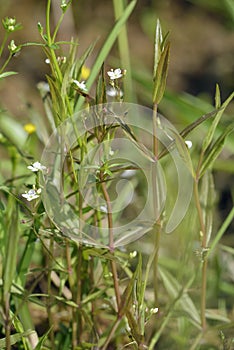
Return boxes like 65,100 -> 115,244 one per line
75,0 -> 137,111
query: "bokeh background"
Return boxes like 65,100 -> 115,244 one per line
0,0 -> 234,113
0,0 -> 234,235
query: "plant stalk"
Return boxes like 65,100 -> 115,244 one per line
152,102 -> 161,305
100,176 -> 121,311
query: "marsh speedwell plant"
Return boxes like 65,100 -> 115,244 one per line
0,1 -> 234,349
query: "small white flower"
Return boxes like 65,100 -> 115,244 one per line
185,140 -> 193,149
106,86 -> 123,97
107,68 -> 123,80
22,188 -> 41,202
121,169 -> 136,178
45,58 -> 50,64
100,205 -> 108,213
129,251 -> 137,259
150,307 -> 159,314
27,162 -> 47,172
73,80 -> 87,92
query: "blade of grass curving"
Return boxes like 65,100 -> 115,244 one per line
208,206 -> 234,257
0,113 -> 27,148
113,0 -> 136,102
199,172 -> 215,246
34,328 -> 52,350
3,198 -> 19,298
75,0 -> 137,111
158,266 -> 200,327
149,269 -> 198,350
0,330 -> 34,348
202,90 -> 234,153
0,71 -> 18,79
200,122 -> 234,177
224,0 -> 234,21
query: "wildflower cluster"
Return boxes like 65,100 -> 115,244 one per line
2,17 -> 22,33
21,162 -> 47,202
106,68 -> 125,99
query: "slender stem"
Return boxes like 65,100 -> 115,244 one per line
112,0 -> 136,102
100,179 -> 114,250
4,294 -> 11,350
47,238 -> 55,349
100,176 -> 121,311
0,33 -> 8,57
194,155 -> 208,330
152,102 -> 161,305
152,103 -> 158,158
193,180 -> 206,240
101,317 -> 121,350
52,13 -> 65,42
0,53 -> 13,75
201,257 -> 208,329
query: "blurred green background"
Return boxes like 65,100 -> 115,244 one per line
0,0 -> 233,234
0,0 -> 234,115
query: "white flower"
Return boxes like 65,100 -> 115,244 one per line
185,140 -> 192,149
129,251 -> 137,259
107,68 -> 123,80
27,162 -> 47,172
22,188 -> 41,202
106,86 -> 123,97
100,205 -> 108,213
121,169 -> 136,178
150,307 -> 159,314
45,58 -> 50,64
73,80 -> 87,91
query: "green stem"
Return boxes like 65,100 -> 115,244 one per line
45,0 -> 73,119
100,178 -> 121,310
152,102 -> 161,305
0,53 -> 13,75
4,294 -> 11,350
101,317 -> 121,350
201,257 -> 208,329
0,33 -> 8,57
52,13 -> 65,43
112,0 -> 136,102
152,103 -> 158,158
47,238 -> 55,349
194,156 -> 207,330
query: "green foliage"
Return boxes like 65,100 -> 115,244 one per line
0,0 -> 233,349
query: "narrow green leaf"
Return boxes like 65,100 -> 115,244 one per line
0,113 -> 27,148
0,71 -> 18,79
75,0 -> 137,111
159,266 -> 200,326
113,0 -> 136,101
3,199 -> 19,297
179,108 -> 222,139
34,328 -> 51,350
200,122 -> 234,177
200,172 -> 215,246
0,330 -> 34,348
153,19 -> 163,78
167,127 -> 194,176
202,91 -> 234,152
209,206 -> 234,256
96,65 -> 107,105
153,41 -> 170,104
46,75 -> 65,125
215,83 -> 221,109
119,254 -> 141,316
